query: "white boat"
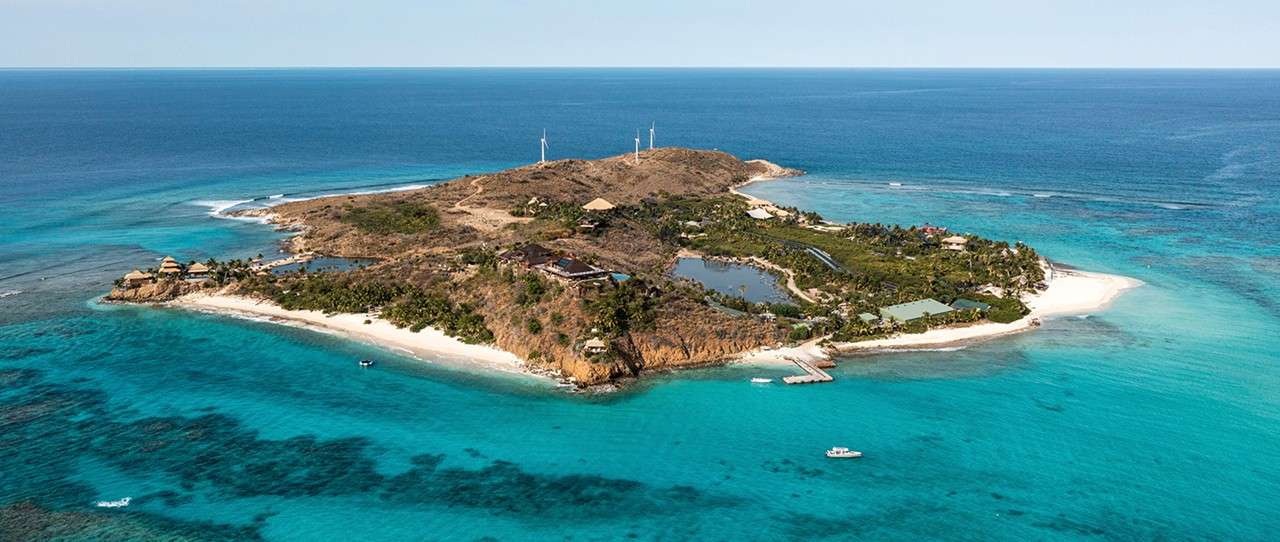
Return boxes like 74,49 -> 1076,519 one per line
95,497 -> 131,508
750,378 -> 773,384
359,359 -> 374,368
889,182 -> 903,187
825,447 -> 863,459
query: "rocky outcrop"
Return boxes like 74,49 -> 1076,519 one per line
469,285 -> 783,386
104,280 -> 203,303
744,159 -> 805,180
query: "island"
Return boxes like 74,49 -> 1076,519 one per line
105,148 -> 1138,388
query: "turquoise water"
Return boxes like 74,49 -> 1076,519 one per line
671,257 -> 793,304
2,69 -> 1279,540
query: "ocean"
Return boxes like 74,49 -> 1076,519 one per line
1,69 -> 1278,541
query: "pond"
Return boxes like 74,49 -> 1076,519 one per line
671,257 -> 793,304
271,257 -> 378,275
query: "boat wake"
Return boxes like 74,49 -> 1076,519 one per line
0,290 -> 21,299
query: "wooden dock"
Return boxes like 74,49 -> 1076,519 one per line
782,358 -> 834,385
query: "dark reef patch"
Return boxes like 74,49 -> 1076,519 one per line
0,347 -> 55,361
0,368 -> 40,388
382,456 -> 730,519
0,501 -> 265,542
2,370 -> 729,531
760,458 -> 824,479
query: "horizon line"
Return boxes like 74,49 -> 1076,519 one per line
3,66 -> 1279,71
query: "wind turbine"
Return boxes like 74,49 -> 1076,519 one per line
649,122 -> 655,150
540,129 -> 548,165
634,129 -> 641,164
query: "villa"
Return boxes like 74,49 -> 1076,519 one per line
499,244 -> 555,268
158,256 -> 183,277
951,298 -> 992,312
186,262 -> 210,280
942,235 -> 969,251
879,299 -> 954,322
922,225 -> 949,237
122,269 -> 154,288
539,256 -> 609,282
582,337 -> 608,355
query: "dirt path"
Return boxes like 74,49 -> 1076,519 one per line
747,256 -> 818,304
451,174 -> 532,232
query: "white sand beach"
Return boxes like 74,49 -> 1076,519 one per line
171,292 -> 536,378
831,267 -> 1142,352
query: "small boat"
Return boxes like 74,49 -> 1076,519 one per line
750,377 -> 773,384
825,447 -> 863,459
95,497 -> 131,508
888,182 -> 902,187
358,359 -> 374,368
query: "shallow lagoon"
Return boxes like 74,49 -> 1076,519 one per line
670,257 -> 793,304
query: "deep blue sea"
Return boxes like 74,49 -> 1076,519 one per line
2,69 -> 1279,541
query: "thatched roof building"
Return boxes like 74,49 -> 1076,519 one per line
158,256 -> 183,275
583,338 -> 608,354
581,198 -> 616,211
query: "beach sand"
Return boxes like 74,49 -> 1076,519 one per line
830,267 -> 1142,353
170,292 -> 538,379
734,266 -> 1141,365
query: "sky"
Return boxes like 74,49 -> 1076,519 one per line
2,0 -> 1277,68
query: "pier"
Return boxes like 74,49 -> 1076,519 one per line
783,358 -> 834,385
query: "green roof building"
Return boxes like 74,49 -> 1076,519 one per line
857,312 -> 880,323
879,299 -> 954,322
951,298 -> 992,311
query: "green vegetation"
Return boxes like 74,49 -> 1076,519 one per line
969,293 -> 1028,323
587,279 -> 657,337
340,200 -> 440,234
515,274 -> 548,306
460,246 -> 497,268
241,274 -> 494,344
625,193 -> 1045,338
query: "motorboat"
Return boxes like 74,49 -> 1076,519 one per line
95,497 -> 131,508
750,377 -> 773,384
359,359 -> 374,368
825,447 -> 863,459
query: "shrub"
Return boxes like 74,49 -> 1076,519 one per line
769,303 -> 804,319
340,201 -> 439,234
589,279 -> 657,336
516,274 -> 547,306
